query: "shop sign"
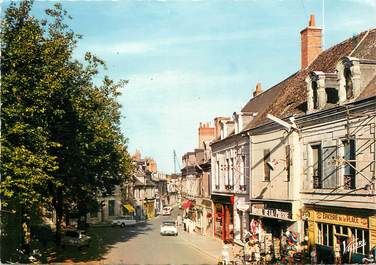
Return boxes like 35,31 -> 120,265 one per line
251,205 -> 292,220
314,211 -> 368,229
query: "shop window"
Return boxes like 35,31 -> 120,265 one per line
344,68 -> 353,100
343,139 -> 356,189
350,228 -> 369,255
322,146 -> 338,188
326,87 -> 339,104
108,200 -> 115,216
215,204 -> 223,239
312,81 -> 319,109
311,144 -> 322,188
263,149 -> 271,182
318,222 -> 334,247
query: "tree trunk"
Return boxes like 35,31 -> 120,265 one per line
54,188 -> 63,245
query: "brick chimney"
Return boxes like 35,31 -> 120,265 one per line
300,14 -> 322,69
198,122 -> 215,149
253,82 -> 263,97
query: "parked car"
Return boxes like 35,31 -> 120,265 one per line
160,220 -> 178,236
162,206 -> 172,216
61,229 -> 91,249
111,215 -> 137,228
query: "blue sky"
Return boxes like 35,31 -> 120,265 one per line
3,0 -> 376,173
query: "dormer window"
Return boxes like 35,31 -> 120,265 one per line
325,87 -> 339,104
336,57 -> 363,102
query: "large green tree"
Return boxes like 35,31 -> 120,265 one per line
1,0 -> 133,258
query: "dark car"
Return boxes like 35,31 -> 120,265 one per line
61,229 -> 91,249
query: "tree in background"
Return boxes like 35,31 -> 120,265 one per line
1,0 -> 133,259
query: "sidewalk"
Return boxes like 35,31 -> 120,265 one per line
178,225 -> 223,261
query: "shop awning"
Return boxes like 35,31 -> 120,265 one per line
182,200 -> 192,209
123,204 -> 135,212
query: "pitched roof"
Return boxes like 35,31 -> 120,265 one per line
245,28 -> 376,130
358,75 -> 376,100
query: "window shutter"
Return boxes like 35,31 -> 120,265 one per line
322,146 -> 338,188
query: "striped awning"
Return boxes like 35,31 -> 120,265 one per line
123,204 -> 135,212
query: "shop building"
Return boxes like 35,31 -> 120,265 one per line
210,16 -> 376,263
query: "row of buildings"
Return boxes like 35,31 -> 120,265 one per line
180,15 -> 376,262
87,150 -> 180,223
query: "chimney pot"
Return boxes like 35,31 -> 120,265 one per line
309,14 -> 315,27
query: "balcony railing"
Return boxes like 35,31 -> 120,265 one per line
313,175 -> 322,189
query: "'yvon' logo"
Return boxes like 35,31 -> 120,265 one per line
343,240 -> 366,254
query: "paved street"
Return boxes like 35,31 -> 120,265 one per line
100,208 -> 217,264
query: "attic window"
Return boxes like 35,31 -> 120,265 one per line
344,68 -> 353,100
312,81 -> 319,109
325,87 -> 339,104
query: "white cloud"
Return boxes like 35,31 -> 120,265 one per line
87,28 -> 284,55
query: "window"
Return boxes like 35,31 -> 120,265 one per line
230,158 -> 234,188
240,155 -> 245,188
326,87 -> 339,104
108,200 -> 115,216
312,81 -> 319,109
285,145 -> 290,182
344,68 -> 353,100
225,159 -> 229,187
311,144 -> 322,188
343,139 -> 356,189
322,146 -> 338,188
263,149 -> 271,182
216,161 -> 220,189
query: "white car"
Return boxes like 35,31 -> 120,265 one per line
162,207 -> 172,216
111,215 -> 137,228
160,220 -> 178,236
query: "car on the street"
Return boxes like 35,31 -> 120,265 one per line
160,220 -> 178,236
111,215 -> 137,228
162,206 -> 172,216
61,229 -> 91,249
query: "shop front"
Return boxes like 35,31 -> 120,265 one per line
306,206 -> 376,264
248,202 -> 303,263
143,199 -> 155,219
211,194 -> 234,243
194,198 -> 213,236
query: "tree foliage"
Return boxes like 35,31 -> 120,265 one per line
1,0 -> 133,252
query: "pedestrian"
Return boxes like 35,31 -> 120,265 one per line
243,237 -> 251,264
335,239 -> 342,264
311,246 -> 317,265
177,214 -> 182,226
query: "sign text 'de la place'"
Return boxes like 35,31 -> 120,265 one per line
315,211 -> 368,229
